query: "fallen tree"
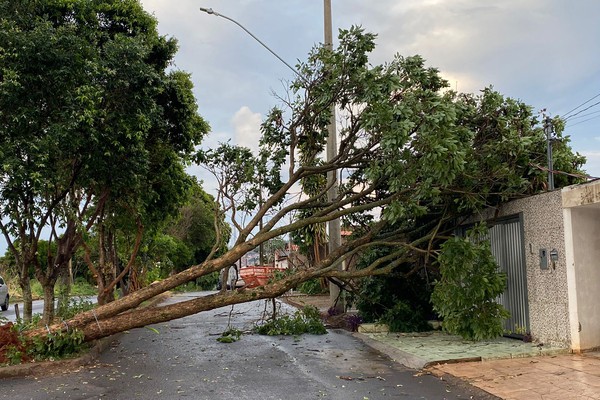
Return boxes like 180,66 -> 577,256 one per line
27,26 -> 585,342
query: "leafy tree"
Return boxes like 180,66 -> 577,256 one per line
165,181 -> 230,270
431,225 -> 510,340
261,236 -> 287,264
25,27 -> 584,343
0,0 -> 207,321
354,251 -> 433,333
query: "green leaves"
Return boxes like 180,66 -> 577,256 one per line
254,306 -> 327,336
431,225 -> 510,341
0,0 -> 209,323
29,329 -> 87,360
216,328 -> 242,343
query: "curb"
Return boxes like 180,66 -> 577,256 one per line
280,295 -> 433,369
0,291 -> 171,379
352,331 -> 434,370
281,295 -> 486,370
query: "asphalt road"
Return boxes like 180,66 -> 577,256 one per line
1,297 -> 96,322
0,292 -> 497,399
1,299 -> 46,322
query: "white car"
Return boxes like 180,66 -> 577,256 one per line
0,275 -> 9,311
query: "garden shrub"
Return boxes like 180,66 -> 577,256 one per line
355,271 -> 433,333
255,306 -> 326,335
297,278 -> 326,295
431,224 -> 510,340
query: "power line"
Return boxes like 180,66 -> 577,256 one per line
564,99 -> 600,120
566,109 -> 600,121
563,92 -> 600,119
566,114 -> 600,128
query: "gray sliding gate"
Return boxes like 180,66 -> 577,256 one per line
488,216 -> 530,336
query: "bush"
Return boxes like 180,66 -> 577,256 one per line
195,271 -> 219,290
296,278 -> 326,295
255,306 -> 327,336
70,278 -> 97,296
56,297 -> 95,320
29,329 -> 87,360
30,280 -> 43,298
431,224 -> 510,341
380,301 -> 430,332
355,272 -> 433,333
0,319 -> 88,365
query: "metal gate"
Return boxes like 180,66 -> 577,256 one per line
487,216 -> 530,336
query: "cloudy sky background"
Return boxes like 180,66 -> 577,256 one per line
139,0 -> 600,192
2,1 -> 600,255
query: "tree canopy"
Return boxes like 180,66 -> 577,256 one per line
0,0 -> 208,321
16,25 -> 585,341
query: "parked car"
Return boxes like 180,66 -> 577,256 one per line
0,275 -> 9,311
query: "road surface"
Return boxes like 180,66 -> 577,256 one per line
1,296 -> 96,323
1,299 -> 46,322
0,292 -> 498,399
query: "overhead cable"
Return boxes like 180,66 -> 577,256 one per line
566,114 -> 600,128
563,92 -> 600,119
564,100 -> 600,120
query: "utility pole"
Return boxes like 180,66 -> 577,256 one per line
199,5 -> 344,309
544,117 -> 555,190
324,0 -> 344,313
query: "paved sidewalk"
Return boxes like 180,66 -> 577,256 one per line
356,331 -> 567,369
354,330 -> 600,399
431,352 -> 600,400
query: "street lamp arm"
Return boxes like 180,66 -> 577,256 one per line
199,7 -> 304,82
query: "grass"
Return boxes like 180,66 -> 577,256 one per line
6,277 -> 97,302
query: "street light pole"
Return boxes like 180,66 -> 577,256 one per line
199,7 -> 302,81
199,6 -> 300,269
323,0 -> 344,313
544,117 -> 555,190
200,5 -> 343,310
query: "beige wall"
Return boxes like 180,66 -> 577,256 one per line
562,181 -> 600,351
469,180 -> 600,350
490,191 -> 571,347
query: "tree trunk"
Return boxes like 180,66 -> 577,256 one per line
42,283 -> 56,325
37,264 -> 60,325
56,260 -> 72,317
28,228 -> 381,342
97,281 -> 115,306
96,227 -> 117,305
19,275 -> 33,323
99,219 -> 144,302
81,282 -> 293,341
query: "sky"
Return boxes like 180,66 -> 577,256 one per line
138,0 -> 600,189
2,0 -> 600,255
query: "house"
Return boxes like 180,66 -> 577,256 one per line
274,243 -> 306,269
471,179 -> 600,352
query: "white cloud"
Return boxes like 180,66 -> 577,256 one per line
580,151 -> 600,179
130,1 -> 600,182
232,106 -> 263,153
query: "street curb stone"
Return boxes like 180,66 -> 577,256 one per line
352,331 -> 433,369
